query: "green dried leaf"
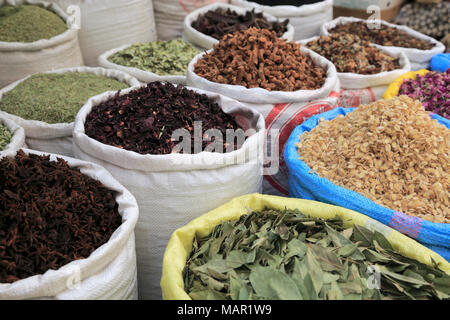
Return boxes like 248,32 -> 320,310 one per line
108,39 -> 199,76
184,208 -> 450,300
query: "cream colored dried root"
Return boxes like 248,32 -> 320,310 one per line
298,95 -> 449,223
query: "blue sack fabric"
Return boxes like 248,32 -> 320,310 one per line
284,107 -> 450,261
430,53 -> 450,72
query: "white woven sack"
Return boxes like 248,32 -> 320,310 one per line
183,2 -> 295,50
72,85 -> 265,300
321,17 -> 445,71
231,0 -> 333,40
186,46 -> 340,196
53,0 -> 157,67
0,0 -> 84,88
0,148 -> 139,300
300,36 -> 411,90
98,44 -> 187,85
187,46 -> 339,104
0,67 -> 140,157
0,114 -> 25,158
153,0 -> 228,41
300,36 -> 411,107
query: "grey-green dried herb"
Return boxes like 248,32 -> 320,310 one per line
0,123 -> 11,151
184,208 -> 450,300
0,5 -> 67,43
0,72 -> 129,124
108,39 -> 200,76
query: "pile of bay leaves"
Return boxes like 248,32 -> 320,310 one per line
183,209 -> 450,300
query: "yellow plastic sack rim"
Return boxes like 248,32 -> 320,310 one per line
383,69 -> 430,100
160,194 -> 450,300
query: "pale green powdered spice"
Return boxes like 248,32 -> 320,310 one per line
0,5 -> 67,43
0,72 -> 130,124
0,123 -> 12,151
108,39 -> 200,76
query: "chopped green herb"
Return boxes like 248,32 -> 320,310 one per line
108,39 -> 200,76
0,72 -> 129,124
0,5 -> 67,43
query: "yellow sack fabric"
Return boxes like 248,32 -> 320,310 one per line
160,194 -> 450,300
383,69 -> 430,99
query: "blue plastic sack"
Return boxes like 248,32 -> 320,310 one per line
430,53 -> 450,72
284,107 -> 450,261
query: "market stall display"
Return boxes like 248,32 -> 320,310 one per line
0,0 -> 448,302
0,67 -> 139,157
0,149 -> 139,300
0,1 -> 83,88
161,194 -> 450,300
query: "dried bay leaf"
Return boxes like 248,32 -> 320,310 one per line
183,208 -> 450,300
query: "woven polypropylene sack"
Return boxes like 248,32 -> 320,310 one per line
299,35 -> 412,108
186,46 -> 341,196
98,44 -> 187,85
321,17 -> 445,71
73,85 -> 265,300
0,0 -> 84,88
53,0 -> 157,67
154,0 -> 228,41
0,66 -> 140,157
231,0 -> 333,41
284,107 -> 450,261
182,3 -> 294,50
0,149 -> 139,300
161,194 -> 450,300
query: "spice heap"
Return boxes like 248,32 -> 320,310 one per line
0,72 -> 129,124
297,96 -> 449,223
192,8 -> 289,40
398,70 -> 449,119
306,33 -> 400,74
0,150 -> 122,283
194,28 -> 326,91
0,123 -> 11,151
108,40 -> 199,76
85,82 -> 245,155
0,5 -> 67,43
329,21 -> 435,50
250,0 -> 323,5
184,208 -> 450,300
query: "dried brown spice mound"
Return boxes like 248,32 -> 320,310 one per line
192,8 -> 289,40
85,82 -> 245,155
194,27 -> 327,92
306,33 -> 401,74
329,21 -> 435,50
0,150 -> 122,283
297,96 -> 449,223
